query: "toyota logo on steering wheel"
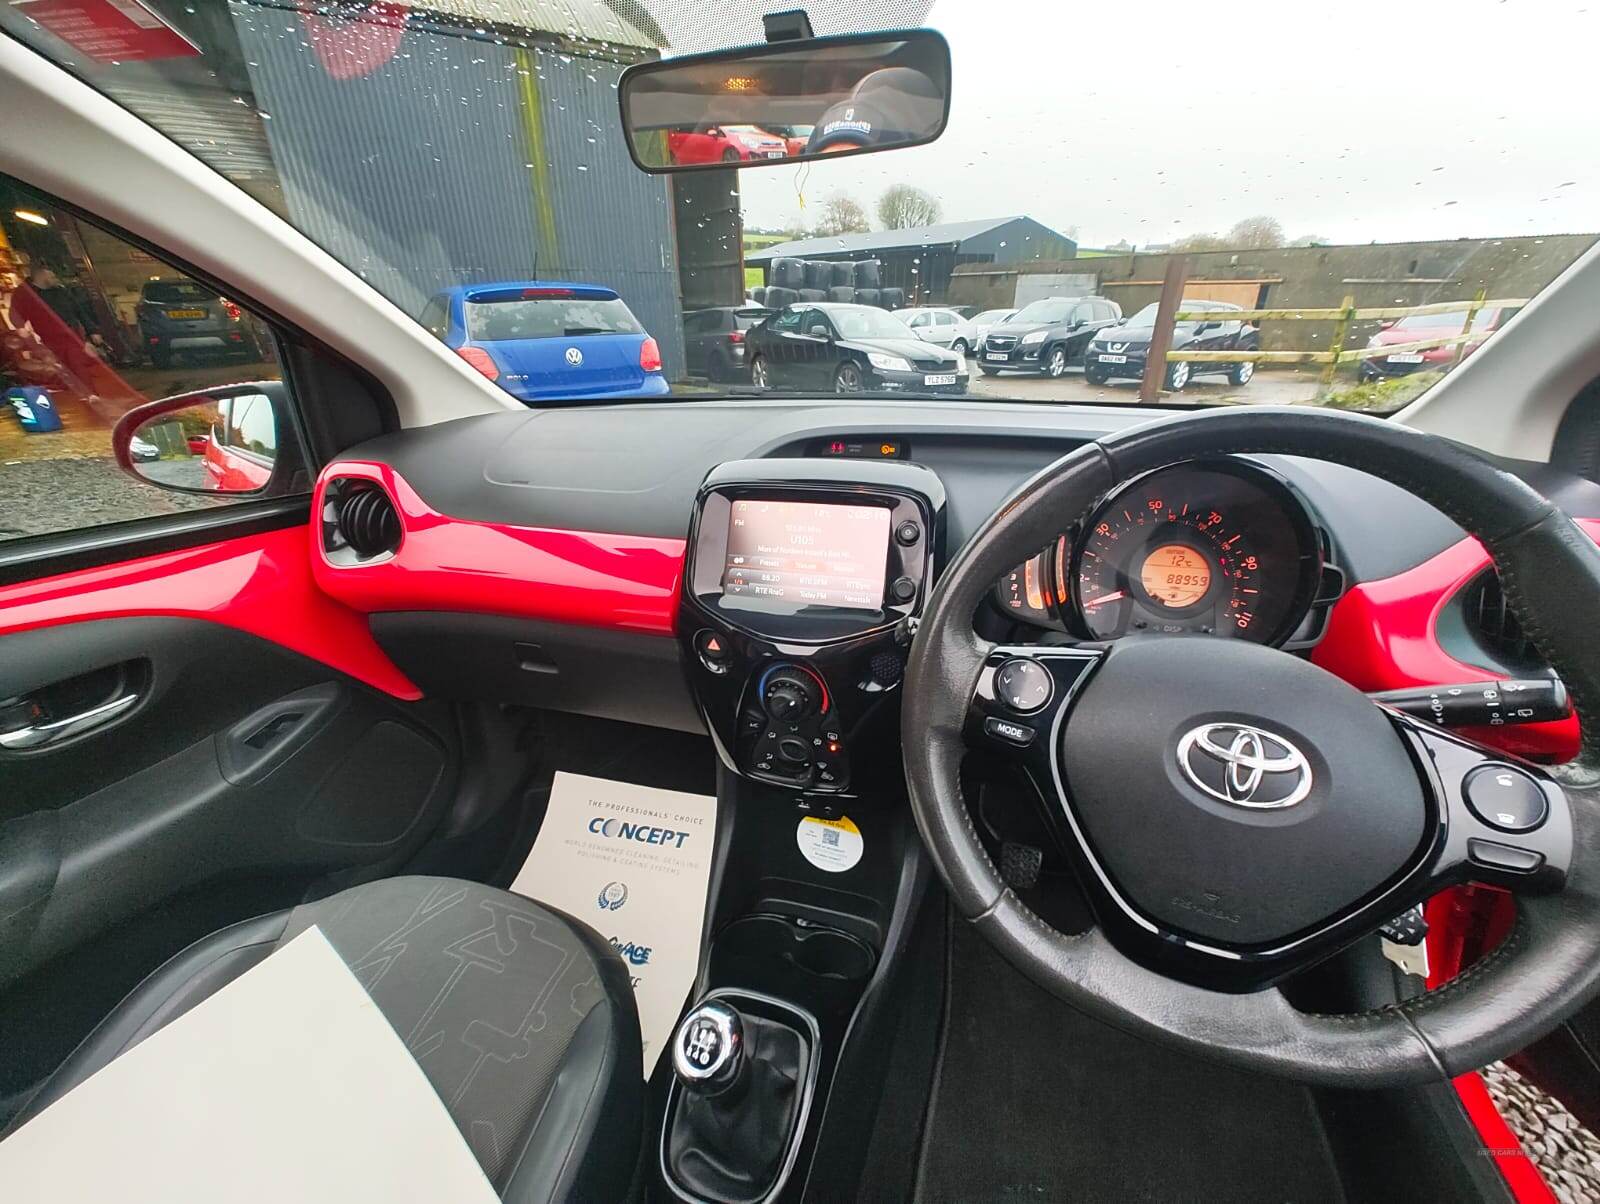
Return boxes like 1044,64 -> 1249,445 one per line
1176,722 -> 1313,809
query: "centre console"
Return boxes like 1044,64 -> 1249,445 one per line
677,458 -> 946,796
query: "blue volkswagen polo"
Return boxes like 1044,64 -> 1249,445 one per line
422,282 -> 669,404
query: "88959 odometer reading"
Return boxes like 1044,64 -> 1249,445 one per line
1071,461 -> 1321,644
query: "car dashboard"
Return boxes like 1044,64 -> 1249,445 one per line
304,397 -> 1600,779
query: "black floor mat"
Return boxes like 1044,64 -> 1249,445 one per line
915,911 -> 1347,1203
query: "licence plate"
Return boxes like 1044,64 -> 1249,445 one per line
165,308 -> 207,320
1097,353 -> 1128,364
985,352 -> 1008,361
924,374 -> 957,386
764,151 -> 785,158
1387,353 -> 1424,364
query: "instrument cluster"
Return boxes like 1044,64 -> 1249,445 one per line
995,459 -> 1328,646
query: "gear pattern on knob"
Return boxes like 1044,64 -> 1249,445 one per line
672,1001 -> 743,1092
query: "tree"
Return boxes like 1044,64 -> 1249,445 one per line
1288,233 -> 1329,248
1225,215 -> 1285,249
1170,232 -> 1228,252
877,184 -> 942,230
812,193 -> 870,237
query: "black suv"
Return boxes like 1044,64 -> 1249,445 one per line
1084,300 -> 1259,390
977,296 -> 1122,377
683,306 -> 770,381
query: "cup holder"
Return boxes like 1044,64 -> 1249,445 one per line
711,914 -> 877,1013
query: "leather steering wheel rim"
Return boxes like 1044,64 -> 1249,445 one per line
902,405 -> 1600,1087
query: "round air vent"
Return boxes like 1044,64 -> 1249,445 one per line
322,478 -> 401,565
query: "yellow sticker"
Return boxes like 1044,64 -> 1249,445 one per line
795,814 -> 863,873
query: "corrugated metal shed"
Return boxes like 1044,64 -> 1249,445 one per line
229,0 -> 685,377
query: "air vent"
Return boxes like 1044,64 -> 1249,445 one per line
322,478 -> 400,566
1461,569 -> 1542,669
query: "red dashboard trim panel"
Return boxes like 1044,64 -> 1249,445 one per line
1310,519 -> 1600,763
311,461 -> 687,636
0,527 -> 423,699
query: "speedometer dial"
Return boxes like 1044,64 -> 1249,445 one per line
1072,461 -> 1320,644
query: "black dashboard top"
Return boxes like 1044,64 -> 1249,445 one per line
344,397 -> 1600,586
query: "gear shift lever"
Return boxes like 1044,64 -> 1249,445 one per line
665,997 -> 808,1202
672,1001 -> 746,1097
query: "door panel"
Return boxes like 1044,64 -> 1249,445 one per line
0,612 -> 464,1120
0,617 -> 459,990
0,526 -> 418,698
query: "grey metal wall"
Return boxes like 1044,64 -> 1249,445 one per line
229,2 -> 684,378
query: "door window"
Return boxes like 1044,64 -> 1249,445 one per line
0,173 -> 306,543
769,310 -> 803,334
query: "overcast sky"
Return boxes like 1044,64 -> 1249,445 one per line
733,0 -> 1597,248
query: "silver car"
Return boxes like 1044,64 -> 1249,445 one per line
970,307 -> 1019,352
898,306 -> 980,358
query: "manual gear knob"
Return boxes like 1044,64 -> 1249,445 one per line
672,1000 -> 745,1096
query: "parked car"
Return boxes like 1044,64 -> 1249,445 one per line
978,296 -> 1123,377
759,125 -> 812,156
1084,300 -> 1259,389
1358,306 -> 1518,381
136,280 -> 257,367
667,123 -> 788,164
897,306 -> 980,357
970,307 -> 1018,351
745,302 -> 968,394
683,306 -> 769,381
420,282 -> 668,404
127,432 -> 159,462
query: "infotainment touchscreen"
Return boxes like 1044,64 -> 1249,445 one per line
722,499 -> 891,610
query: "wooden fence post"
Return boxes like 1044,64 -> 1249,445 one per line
1452,288 -> 1487,370
1321,294 -> 1356,386
1139,255 -> 1189,404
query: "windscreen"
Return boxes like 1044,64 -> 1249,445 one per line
1,0 -> 1594,419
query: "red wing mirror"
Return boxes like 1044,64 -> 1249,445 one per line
112,382 -> 290,496
619,29 -> 951,173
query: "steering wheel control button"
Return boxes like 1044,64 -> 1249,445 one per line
1463,764 -> 1548,832
895,520 -> 921,546
695,630 -> 731,674
1468,838 -> 1546,876
890,575 -> 917,603
984,716 -> 1036,747
994,658 -> 1052,713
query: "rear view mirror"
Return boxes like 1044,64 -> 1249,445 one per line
619,29 -> 951,173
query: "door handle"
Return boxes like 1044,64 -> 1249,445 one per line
0,692 -> 139,751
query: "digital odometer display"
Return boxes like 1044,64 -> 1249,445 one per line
1139,543 -> 1212,607
723,499 -> 891,610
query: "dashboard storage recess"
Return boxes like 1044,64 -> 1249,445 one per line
679,459 -> 945,796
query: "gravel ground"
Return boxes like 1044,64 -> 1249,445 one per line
1484,1061 -> 1600,1202
0,456 -> 223,540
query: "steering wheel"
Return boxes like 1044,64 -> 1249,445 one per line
903,406 -> 1600,1086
